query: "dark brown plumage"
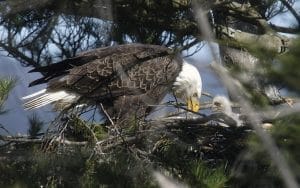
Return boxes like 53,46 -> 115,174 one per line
25,44 -> 184,122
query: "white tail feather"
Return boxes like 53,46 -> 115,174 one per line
22,89 -> 47,100
23,90 -> 79,110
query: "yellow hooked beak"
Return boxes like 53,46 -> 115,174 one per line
187,96 -> 200,112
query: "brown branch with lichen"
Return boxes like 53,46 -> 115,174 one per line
215,25 -> 289,53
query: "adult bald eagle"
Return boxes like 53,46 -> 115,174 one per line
23,44 -> 202,121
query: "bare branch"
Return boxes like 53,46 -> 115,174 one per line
0,41 -> 39,67
0,136 -> 87,146
270,22 -> 300,33
260,102 -> 300,120
280,0 -> 300,26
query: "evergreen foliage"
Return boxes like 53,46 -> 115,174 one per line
0,77 -> 16,114
28,114 -> 44,138
272,38 -> 300,92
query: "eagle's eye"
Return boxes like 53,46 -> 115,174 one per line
192,93 -> 198,97
214,101 -> 221,106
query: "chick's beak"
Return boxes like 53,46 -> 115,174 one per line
187,96 -> 200,112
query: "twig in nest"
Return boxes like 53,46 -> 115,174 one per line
99,103 -> 121,135
1,136 -> 88,146
202,91 -> 213,98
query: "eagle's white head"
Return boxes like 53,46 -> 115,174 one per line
172,61 -> 202,112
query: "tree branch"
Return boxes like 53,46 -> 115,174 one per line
280,0 -> 300,26
0,136 -> 87,146
269,22 -> 300,33
0,41 -> 40,67
216,25 -> 289,53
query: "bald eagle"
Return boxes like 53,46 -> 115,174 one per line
22,44 -> 202,121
